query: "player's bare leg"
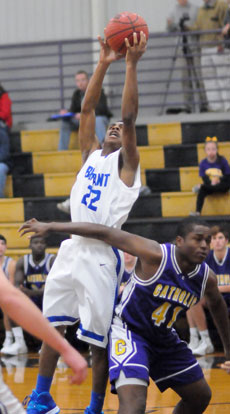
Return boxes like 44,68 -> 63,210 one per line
25,325 -> 66,414
85,345 -> 108,414
39,326 -> 66,377
173,378 -> 211,413
117,385 -> 147,414
91,345 -> 108,393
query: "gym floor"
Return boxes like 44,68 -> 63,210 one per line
1,351 -> 230,413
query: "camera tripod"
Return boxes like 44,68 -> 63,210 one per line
160,28 -> 205,115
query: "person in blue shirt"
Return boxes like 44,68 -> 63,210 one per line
191,136 -> 230,215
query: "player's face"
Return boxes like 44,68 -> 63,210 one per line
177,225 -> 211,264
104,122 -> 123,147
211,232 -> 228,252
75,73 -> 89,91
30,237 -> 47,256
0,240 -> 7,257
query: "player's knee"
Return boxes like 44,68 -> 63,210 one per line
188,383 -> 211,412
119,396 -> 146,414
199,385 -> 212,411
118,386 -> 146,414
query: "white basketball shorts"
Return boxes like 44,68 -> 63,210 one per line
43,238 -> 124,348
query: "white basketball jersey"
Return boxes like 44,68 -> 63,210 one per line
70,149 -> 141,240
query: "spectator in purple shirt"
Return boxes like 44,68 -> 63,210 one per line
191,136 -> 230,215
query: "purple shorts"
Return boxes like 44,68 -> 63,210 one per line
109,319 -> 204,393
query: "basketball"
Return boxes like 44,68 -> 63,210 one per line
104,12 -> 149,55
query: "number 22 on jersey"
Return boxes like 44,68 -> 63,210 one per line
81,185 -> 101,211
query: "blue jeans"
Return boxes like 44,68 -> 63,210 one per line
0,163 -> 9,198
58,115 -> 109,150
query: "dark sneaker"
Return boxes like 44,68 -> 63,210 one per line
23,390 -> 60,414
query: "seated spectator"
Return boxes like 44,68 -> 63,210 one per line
0,235 -> 16,353
188,0 -> 229,112
2,235 -> 55,355
190,136 -> 230,216
0,83 -> 12,198
58,70 -> 112,149
186,224 -> 230,355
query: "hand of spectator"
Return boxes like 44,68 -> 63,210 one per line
60,109 -> 68,115
220,360 -> 230,374
19,285 -> 34,297
222,23 -> 230,36
211,177 -> 220,185
74,113 -> 81,120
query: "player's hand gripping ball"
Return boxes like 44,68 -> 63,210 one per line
104,12 -> 149,55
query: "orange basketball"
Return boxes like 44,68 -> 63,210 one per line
104,12 -> 149,55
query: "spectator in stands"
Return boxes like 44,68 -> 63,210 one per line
0,235 -> 16,353
0,83 -> 12,198
188,0 -> 230,112
187,224 -> 230,355
190,136 -> 230,216
2,235 -> 55,355
222,0 -> 230,48
167,0 -> 207,113
58,70 -> 112,150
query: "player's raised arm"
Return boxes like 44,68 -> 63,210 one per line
79,35 -> 121,163
120,31 -> 147,184
0,267 -> 87,384
19,219 -> 162,272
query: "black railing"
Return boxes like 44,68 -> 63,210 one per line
0,28 -> 229,124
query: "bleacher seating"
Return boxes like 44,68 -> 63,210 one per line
2,118 -> 230,259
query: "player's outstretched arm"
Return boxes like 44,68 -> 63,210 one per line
205,270 -> 230,363
120,31 -> 147,182
0,267 -> 87,384
80,35 -> 122,163
19,218 -> 162,271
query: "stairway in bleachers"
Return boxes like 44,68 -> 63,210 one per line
2,118 -> 230,259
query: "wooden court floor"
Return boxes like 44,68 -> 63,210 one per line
1,352 -> 230,413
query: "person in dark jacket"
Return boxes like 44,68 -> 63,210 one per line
191,136 -> 230,215
0,84 -> 12,198
58,70 -> 112,149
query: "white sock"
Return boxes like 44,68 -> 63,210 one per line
12,327 -> 25,343
189,327 -> 199,338
200,329 -> 211,341
5,331 -> 13,340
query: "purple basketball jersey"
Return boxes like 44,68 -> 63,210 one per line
206,247 -> 230,302
116,243 -> 209,344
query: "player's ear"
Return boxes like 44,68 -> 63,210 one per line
175,235 -> 183,247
